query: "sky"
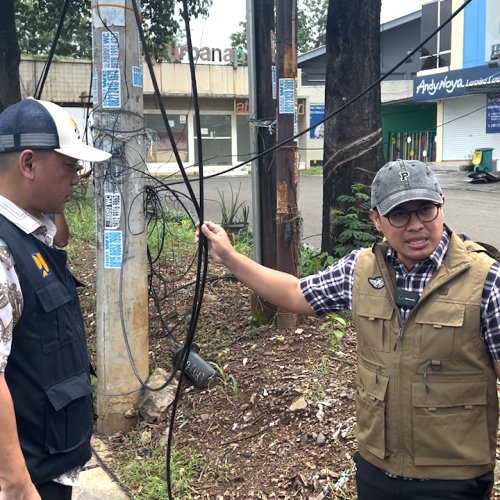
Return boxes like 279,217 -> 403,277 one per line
186,0 -> 423,49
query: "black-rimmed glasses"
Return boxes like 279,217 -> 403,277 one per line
385,203 -> 441,228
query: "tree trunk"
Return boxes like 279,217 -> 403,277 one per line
0,0 -> 21,112
321,0 -> 384,253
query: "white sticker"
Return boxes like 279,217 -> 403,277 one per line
104,192 -> 122,229
104,230 -> 123,269
92,0 -> 126,27
102,32 -> 120,69
179,115 -> 186,124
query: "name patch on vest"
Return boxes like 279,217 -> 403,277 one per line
368,276 -> 385,289
32,252 -> 52,278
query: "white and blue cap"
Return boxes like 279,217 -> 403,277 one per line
0,98 -> 111,162
371,160 -> 443,216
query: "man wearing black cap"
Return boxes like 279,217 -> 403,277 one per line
0,98 -> 110,500
197,159 -> 500,500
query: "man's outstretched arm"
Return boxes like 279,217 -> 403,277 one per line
198,221 -> 315,316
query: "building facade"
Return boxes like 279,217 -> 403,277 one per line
413,0 -> 500,167
18,9 -> 434,174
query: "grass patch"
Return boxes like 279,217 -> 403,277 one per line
118,445 -> 200,499
299,166 -> 323,176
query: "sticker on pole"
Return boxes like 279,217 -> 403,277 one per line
104,192 -> 122,229
278,78 -> 295,114
132,66 -> 143,88
92,0 -> 126,27
104,230 -> 123,269
101,32 -> 121,108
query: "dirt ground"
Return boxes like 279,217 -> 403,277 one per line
72,244 -> 500,499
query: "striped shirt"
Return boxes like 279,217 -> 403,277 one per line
300,229 -> 500,361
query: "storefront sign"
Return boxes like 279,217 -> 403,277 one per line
157,45 -> 247,66
310,104 -> 325,139
234,98 -> 305,115
486,93 -> 500,133
414,66 -> 500,101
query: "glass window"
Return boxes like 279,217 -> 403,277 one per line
420,0 -> 452,70
236,115 -> 252,162
145,113 -> 189,163
193,115 -> 232,166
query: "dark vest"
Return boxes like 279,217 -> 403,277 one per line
0,215 -> 93,485
352,230 -> 499,480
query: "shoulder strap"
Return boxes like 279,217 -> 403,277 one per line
458,233 -> 500,262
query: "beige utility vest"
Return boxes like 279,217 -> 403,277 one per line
352,231 -> 498,480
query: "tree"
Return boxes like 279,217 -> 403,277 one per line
0,0 -> 212,112
0,1 -> 21,112
297,0 -> 327,53
229,0 -> 327,55
321,0 -> 384,253
230,21 -> 247,54
14,0 -> 212,59
15,0 -> 92,59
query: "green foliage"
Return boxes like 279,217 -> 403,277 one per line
64,186 -> 96,258
147,214 -> 196,265
16,0 -> 92,58
14,0 -> 212,59
232,229 -> 253,256
299,166 -> 323,176
216,183 -> 249,225
299,243 -> 335,278
297,0 -> 327,53
319,312 -> 347,351
210,349 -> 239,402
229,0 -> 327,54
123,446 -> 199,499
230,21 -> 247,54
332,183 -> 379,258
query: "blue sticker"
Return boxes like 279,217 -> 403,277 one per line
132,66 -> 143,88
104,230 -> 123,269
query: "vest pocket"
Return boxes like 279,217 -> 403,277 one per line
354,294 -> 394,352
356,360 -> 389,459
414,303 -> 464,359
411,376 -> 490,466
44,372 -> 93,454
36,281 -> 73,353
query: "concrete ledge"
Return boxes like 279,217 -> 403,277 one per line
73,437 -> 130,499
427,161 -> 472,172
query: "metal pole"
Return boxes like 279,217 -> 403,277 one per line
246,0 -> 261,264
92,0 -> 149,434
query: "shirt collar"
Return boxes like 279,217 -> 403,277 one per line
0,195 -> 56,246
386,228 -> 451,270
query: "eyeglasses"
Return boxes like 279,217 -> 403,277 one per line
385,203 -> 441,228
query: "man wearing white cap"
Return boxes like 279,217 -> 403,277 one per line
0,98 -> 110,500
197,159 -> 500,499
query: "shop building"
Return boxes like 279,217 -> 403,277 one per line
413,0 -> 500,169
298,10 -> 437,165
18,9 -> 434,174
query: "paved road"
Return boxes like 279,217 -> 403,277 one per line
164,170 -> 500,250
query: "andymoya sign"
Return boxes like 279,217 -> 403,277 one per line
414,66 -> 500,101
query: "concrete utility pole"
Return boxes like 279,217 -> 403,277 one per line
275,0 -> 299,328
91,0 -> 149,434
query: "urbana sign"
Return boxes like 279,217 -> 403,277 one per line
157,45 -> 247,67
414,66 -> 500,101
